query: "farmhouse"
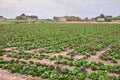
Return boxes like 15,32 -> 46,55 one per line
0,16 -> 7,20
53,17 -> 67,22
97,18 -> 105,22
58,17 -> 67,22
16,14 -> 38,20
53,16 -> 81,22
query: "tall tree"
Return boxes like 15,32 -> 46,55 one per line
100,14 -> 105,18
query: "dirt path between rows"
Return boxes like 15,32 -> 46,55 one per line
0,69 -> 26,80
87,46 -> 111,64
1,54 -> 76,70
0,68 -> 41,80
87,40 -> 120,65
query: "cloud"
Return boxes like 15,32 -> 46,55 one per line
0,0 -> 24,13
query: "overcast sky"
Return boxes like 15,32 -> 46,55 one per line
0,0 -> 120,19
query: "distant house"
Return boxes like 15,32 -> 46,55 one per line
25,16 -> 38,20
53,16 -> 81,22
0,16 -> 7,20
58,17 -> 67,22
16,14 -> 38,20
97,18 -> 105,22
53,17 -> 67,22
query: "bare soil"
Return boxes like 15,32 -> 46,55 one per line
73,55 -> 83,60
0,69 -> 26,80
1,54 -> 75,70
5,47 -> 17,51
87,39 -> 120,65
50,49 -> 74,56
87,46 -> 111,63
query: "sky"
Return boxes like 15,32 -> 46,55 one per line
0,0 -> 120,19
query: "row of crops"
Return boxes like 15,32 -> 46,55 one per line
100,43 -> 120,63
0,22 -> 120,80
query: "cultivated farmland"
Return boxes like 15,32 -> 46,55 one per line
0,22 -> 120,80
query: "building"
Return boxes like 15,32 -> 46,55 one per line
97,18 -> 105,22
53,17 -> 67,22
53,16 -> 81,22
26,17 -> 38,20
58,17 -> 67,22
16,14 -> 38,20
0,16 -> 7,20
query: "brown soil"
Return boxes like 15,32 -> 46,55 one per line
86,47 -> 119,65
50,49 -> 74,56
87,40 -> 120,65
40,59 -> 55,65
1,54 -> 75,70
2,55 -> 13,61
0,69 -> 26,80
73,55 -> 83,60
26,49 -> 40,53
5,47 -> 17,51
108,73 -> 119,76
